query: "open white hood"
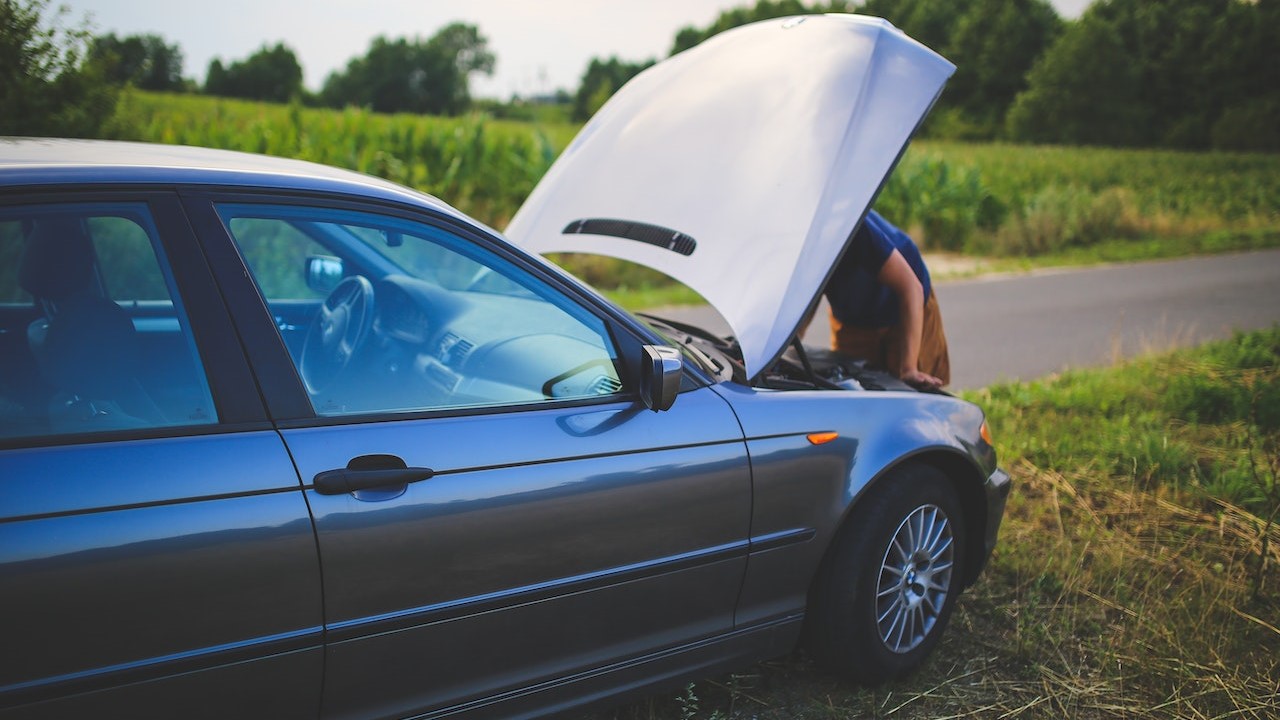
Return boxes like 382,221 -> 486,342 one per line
505,14 -> 954,379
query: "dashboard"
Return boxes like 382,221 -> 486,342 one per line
327,274 -> 626,414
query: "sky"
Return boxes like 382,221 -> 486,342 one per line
59,0 -> 1093,99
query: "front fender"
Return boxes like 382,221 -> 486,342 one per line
710,383 -> 993,626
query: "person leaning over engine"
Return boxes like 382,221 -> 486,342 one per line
821,210 -> 950,389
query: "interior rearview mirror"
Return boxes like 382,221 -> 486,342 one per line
306,255 -> 344,294
639,345 -> 682,412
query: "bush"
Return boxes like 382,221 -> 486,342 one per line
982,185 -> 1140,255
874,156 -> 1006,251
1211,98 -> 1280,153
1164,330 -> 1279,429
1253,376 -> 1280,432
1203,329 -> 1280,370
1164,371 -> 1251,425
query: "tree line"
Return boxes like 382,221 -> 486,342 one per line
0,0 -> 495,135
2,0 -> 1276,151
576,0 -> 1278,152
117,22 -> 494,115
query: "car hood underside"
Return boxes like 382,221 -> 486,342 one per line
506,14 -> 954,380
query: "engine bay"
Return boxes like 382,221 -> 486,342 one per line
639,314 -> 921,394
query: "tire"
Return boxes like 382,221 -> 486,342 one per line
804,462 -> 966,684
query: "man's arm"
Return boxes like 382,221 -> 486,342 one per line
877,249 -> 942,389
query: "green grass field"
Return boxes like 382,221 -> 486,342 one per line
583,328 -> 1280,719
110,91 -> 1280,295
108,91 -> 576,229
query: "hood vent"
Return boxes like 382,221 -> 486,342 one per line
562,218 -> 697,257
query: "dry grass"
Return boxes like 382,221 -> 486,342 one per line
582,331 -> 1280,720
582,460 -> 1280,719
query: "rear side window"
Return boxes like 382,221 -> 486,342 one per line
0,221 -> 30,304
0,203 -> 218,441
91,216 -> 170,301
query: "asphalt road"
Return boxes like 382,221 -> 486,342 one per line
649,249 -> 1280,390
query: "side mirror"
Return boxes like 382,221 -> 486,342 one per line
639,345 -> 682,412
306,255 -> 344,294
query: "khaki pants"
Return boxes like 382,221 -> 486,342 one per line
829,290 -> 951,386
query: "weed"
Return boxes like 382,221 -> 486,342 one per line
1165,370 -> 1250,424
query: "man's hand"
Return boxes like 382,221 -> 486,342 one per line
900,368 -> 943,390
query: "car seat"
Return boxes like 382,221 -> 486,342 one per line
18,217 -> 166,431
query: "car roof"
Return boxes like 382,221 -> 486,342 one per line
0,137 -> 468,221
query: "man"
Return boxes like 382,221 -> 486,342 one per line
822,210 -> 950,389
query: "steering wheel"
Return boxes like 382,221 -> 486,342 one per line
300,275 -> 375,394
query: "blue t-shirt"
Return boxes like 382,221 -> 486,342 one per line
824,211 -> 931,328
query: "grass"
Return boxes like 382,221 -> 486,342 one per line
600,283 -> 706,312
105,93 -> 1280,289
106,90 -> 578,229
579,328 -> 1280,719
926,228 -> 1280,282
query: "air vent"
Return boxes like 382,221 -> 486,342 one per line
438,333 -> 475,366
450,338 -> 474,363
588,375 -> 623,395
562,218 -> 697,257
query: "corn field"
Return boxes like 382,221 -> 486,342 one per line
111,91 -> 1280,263
109,91 -> 577,228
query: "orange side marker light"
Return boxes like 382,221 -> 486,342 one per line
807,431 -> 839,445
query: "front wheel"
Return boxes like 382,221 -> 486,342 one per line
805,463 -> 966,684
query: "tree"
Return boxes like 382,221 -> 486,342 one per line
1206,0 -> 1280,151
321,23 -> 494,115
645,0 -> 1059,139
0,0 -> 115,136
90,32 -> 184,91
571,1 -> 848,121
671,0 -> 809,54
942,0 -> 1061,135
1009,0 -> 1279,150
859,0 -> 1061,139
858,0 -> 960,53
205,42 -> 302,103
1005,13 -> 1146,146
571,57 -> 653,121
1087,0 -> 1229,148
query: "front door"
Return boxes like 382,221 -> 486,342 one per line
202,198 -> 752,718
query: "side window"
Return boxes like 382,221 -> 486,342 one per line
216,203 -> 625,417
0,221 -> 30,304
227,218 -> 329,301
0,203 -> 218,440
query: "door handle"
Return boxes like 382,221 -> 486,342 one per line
313,454 -> 434,495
